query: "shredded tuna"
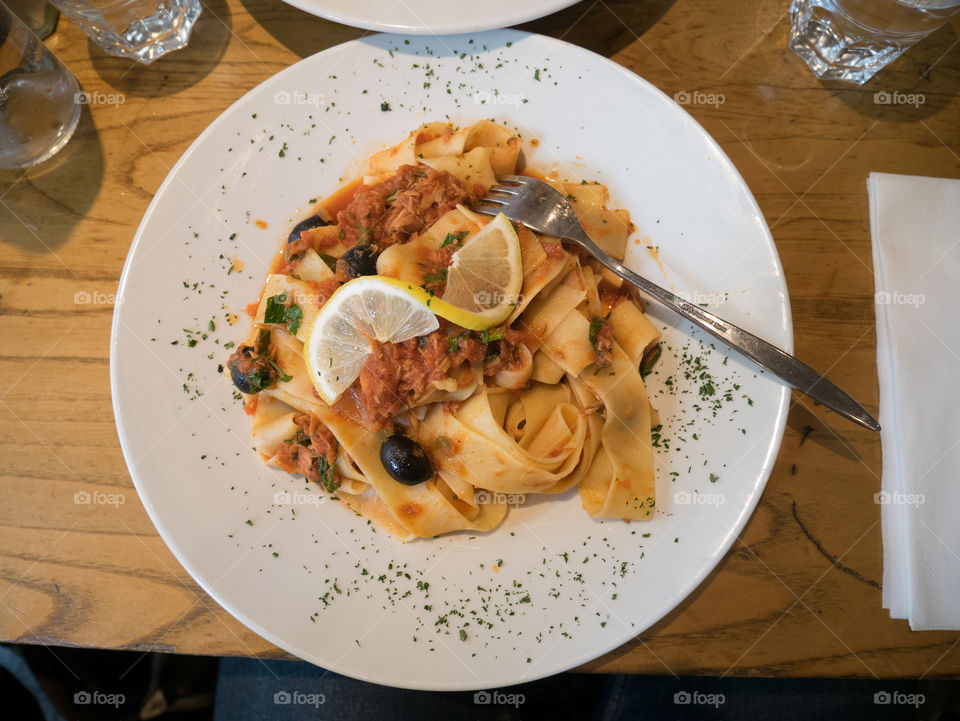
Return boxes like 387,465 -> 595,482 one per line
592,318 -> 615,370
273,413 -> 339,488
337,164 -> 471,249
343,324 -> 486,430
483,328 -> 529,376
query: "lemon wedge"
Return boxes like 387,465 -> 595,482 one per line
304,276 -> 440,404
441,212 -> 523,328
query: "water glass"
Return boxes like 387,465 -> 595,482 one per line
0,0 -> 81,169
49,0 -> 201,64
789,0 -> 960,84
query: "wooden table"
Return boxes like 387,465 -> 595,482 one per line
2,0 -> 959,679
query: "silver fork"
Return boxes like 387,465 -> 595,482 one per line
474,175 -> 880,432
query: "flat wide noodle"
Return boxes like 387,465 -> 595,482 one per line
417,384 -> 587,494
579,345 -> 656,519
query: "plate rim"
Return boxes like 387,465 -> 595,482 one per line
279,0 -> 581,35
110,29 -> 793,690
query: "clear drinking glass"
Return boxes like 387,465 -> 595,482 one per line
0,0 -> 81,169
789,0 -> 960,84
48,0 -> 201,64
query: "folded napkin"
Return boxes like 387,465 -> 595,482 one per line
870,172 -> 960,631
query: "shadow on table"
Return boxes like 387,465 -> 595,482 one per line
0,106 -> 104,253
821,22 -> 960,122
518,0 -> 677,58
85,0 -> 233,98
785,399 -> 867,465
237,0 -> 676,61
237,0 -> 366,60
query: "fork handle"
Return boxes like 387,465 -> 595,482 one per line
580,238 -> 880,431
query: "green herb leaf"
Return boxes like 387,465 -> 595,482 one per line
267,359 -> 292,383
588,317 -> 603,350
263,293 -> 288,324
264,292 -> 302,335
480,326 -> 505,344
244,368 -> 273,393
640,344 -> 661,378
284,303 -> 302,335
256,329 -> 271,354
440,230 -> 469,248
424,268 -> 448,284
317,456 -> 337,493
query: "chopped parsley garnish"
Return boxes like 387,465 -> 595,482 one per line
264,292 -> 303,335
424,268 -> 448,284
256,328 -> 270,354
588,317 -> 603,350
317,456 -> 337,493
267,359 -> 292,383
480,326 -> 504,344
440,230 -> 469,247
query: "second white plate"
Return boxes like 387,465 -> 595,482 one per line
282,0 -> 579,34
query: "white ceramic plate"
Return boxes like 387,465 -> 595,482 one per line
112,30 -> 791,691
282,0 -> 579,34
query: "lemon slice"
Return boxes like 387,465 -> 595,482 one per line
440,212 -> 523,327
304,276 -> 440,404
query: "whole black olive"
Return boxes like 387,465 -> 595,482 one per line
287,213 -> 329,244
337,244 -> 380,281
228,362 -> 251,393
227,345 -> 255,393
380,435 -> 433,485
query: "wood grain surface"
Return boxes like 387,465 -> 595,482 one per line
1,0 -> 959,679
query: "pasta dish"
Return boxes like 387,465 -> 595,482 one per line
226,120 -> 662,541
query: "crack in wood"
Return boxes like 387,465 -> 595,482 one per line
792,501 -> 881,590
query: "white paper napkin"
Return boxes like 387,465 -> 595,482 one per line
869,172 -> 960,631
